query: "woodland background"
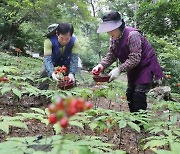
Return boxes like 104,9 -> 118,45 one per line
0,0 -> 179,93
0,1 -> 180,154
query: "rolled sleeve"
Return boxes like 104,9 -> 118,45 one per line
43,55 -> 54,77
69,53 -> 78,74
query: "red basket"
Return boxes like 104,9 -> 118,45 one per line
93,75 -> 110,82
58,80 -> 75,90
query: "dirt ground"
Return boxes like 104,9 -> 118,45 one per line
0,75 -> 155,154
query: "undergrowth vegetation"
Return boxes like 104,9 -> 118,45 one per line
0,51 -> 180,154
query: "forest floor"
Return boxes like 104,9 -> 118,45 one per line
0,72 -> 174,154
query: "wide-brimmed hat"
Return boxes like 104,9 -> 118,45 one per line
97,11 -> 122,33
45,23 -> 59,37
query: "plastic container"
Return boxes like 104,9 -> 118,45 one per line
93,75 -> 110,82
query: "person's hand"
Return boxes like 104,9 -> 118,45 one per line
68,73 -> 75,82
108,67 -> 121,82
52,72 -> 59,81
92,64 -> 103,75
155,78 -> 163,86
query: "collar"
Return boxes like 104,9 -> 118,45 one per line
115,28 -> 125,42
110,28 -> 125,50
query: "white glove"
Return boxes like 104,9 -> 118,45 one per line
108,67 -> 121,82
52,72 -> 59,81
154,78 -> 163,86
156,79 -> 162,85
92,64 -> 103,75
68,73 -> 75,82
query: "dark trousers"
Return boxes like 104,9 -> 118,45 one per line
126,83 -> 151,113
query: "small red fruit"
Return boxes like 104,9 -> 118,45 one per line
64,76 -> 70,81
93,67 -> 102,75
55,98 -> 64,110
60,117 -> 69,128
76,98 -> 85,111
48,104 -> 57,113
164,75 -> 171,79
105,128 -> 109,134
0,77 -> 9,82
48,114 -> 57,124
54,71 -> 58,74
68,107 -> 77,116
85,101 -> 92,110
61,65 -> 67,73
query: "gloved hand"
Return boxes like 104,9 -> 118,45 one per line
92,64 -> 103,75
52,72 -> 59,81
155,78 -> 163,86
68,73 -> 75,82
108,67 -> 121,82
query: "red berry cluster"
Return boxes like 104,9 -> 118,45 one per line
0,77 -> 9,82
54,65 -> 67,75
48,97 -> 93,129
54,66 -> 71,84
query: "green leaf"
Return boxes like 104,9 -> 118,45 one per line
1,87 -> 11,95
2,116 -> 25,121
31,151 -> 47,154
12,88 -> 22,99
164,129 -> 172,137
41,119 -> 49,126
89,122 -> 98,130
25,87 -> 39,96
18,113 -> 44,121
152,148 -> 172,154
144,140 -> 167,150
128,122 -> 140,132
170,115 -> 177,124
71,146 -> 91,154
170,142 -> 180,153
53,123 -> 61,134
8,121 -> 28,130
118,120 -> 127,128
0,122 -> 9,134
173,130 -> 180,136
0,148 -> 25,154
94,116 -> 107,121
69,121 -> 84,129
31,108 -> 45,115
107,90 -> 116,101
114,150 -> 126,154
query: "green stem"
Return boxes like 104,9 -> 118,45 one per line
108,100 -> 112,109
